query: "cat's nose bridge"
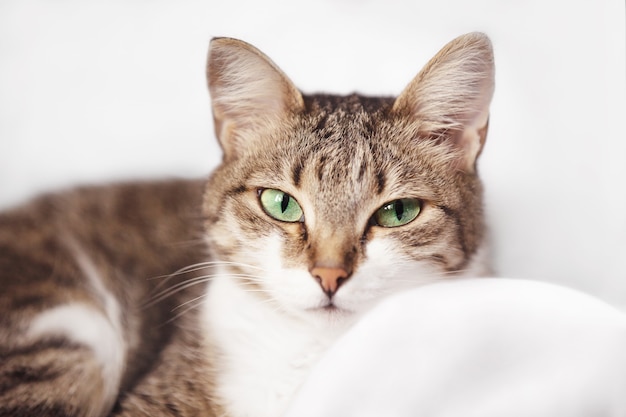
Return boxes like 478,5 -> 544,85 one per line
308,226 -> 357,260
307,226 -> 358,297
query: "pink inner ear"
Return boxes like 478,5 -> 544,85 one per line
455,118 -> 489,171
457,98 -> 491,170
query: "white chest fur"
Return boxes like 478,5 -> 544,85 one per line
202,275 -> 343,417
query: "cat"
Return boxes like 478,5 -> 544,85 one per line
0,32 -> 494,417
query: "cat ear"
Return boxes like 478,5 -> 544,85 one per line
207,38 -> 305,159
392,32 -> 495,172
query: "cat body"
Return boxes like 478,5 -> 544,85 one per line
0,33 -> 494,416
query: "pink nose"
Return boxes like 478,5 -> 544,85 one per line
310,267 -> 349,297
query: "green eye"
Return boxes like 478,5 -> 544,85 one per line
259,189 -> 304,223
374,198 -> 421,227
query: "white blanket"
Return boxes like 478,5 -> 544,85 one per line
285,279 -> 626,417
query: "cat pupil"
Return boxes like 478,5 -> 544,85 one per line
281,194 -> 290,213
395,200 -> 404,221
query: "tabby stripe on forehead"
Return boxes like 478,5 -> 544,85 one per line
316,155 -> 327,181
314,113 -> 330,133
292,162 -> 303,187
362,118 -> 376,139
375,170 -> 386,194
357,160 -> 367,183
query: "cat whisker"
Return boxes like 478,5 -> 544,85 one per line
149,260 -> 268,287
149,262 -> 213,281
172,293 -> 209,312
144,272 -> 269,308
163,297 -> 207,325
196,260 -> 269,272
143,276 -> 213,309
148,261 -> 216,295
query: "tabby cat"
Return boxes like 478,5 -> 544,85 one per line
0,32 -> 494,417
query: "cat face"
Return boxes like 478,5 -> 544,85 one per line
203,34 -> 494,323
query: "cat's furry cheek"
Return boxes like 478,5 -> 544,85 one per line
228,233 -> 322,310
246,233 -> 449,316
335,238 -> 445,309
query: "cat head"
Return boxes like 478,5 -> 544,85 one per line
203,33 -> 494,324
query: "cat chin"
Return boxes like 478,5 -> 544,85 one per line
298,296 -> 392,330
285,303 -> 356,330
307,304 -> 352,317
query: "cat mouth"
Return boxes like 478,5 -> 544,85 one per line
309,302 -> 352,316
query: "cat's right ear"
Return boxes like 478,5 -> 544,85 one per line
207,38 -> 305,160
392,32 -> 495,172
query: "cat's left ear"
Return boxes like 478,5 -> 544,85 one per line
207,38 -> 305,160
392,32 -> 495,172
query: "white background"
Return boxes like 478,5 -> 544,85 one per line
1,1 -> 624,305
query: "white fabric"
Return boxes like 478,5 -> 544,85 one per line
285,279 -> 626,417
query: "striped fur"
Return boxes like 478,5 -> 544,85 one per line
0,33 -> 494,416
